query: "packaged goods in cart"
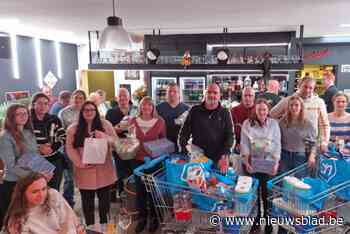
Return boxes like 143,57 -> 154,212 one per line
235,176 -> 253,194
144,138 -> 175,158
186,165 -> 207,191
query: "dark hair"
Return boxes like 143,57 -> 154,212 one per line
58,90 -> 72,102
72,89 -> 87,100
3,173 -> 50,233
3,104 -> 33,155
73,101 -> 105,148
249,98 -> 271,127
30,92 -> 50,117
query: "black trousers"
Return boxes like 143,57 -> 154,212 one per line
134,160 -> 157,220
0,181 -> 16,229
80,185 -> 111,226
252,172 -> 271,220
113,152 -> 137,194
47,157 -> 64,191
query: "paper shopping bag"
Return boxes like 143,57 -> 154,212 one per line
82,138 -> 108,164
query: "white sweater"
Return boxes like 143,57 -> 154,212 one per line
21,189 -> 80,234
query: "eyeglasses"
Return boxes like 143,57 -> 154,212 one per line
15,112 -> 28,117
83,108 -> 97,113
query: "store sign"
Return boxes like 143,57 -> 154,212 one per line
43,71 -> 58,88
304,48 -> 332,61
341,64 -> 350,73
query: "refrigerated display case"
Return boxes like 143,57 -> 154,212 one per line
209,73 -> 289,105
180,77 -> 206,105
152,77 -> 177,104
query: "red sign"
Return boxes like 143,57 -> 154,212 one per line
304,48 -> 331,61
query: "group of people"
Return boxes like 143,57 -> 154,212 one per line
0,70 -> 346,234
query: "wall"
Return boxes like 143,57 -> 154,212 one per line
303,43 -> 350,90
0,35 -> 78,102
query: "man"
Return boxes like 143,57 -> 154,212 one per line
231,87 -> 255,153
49,90 -> 71,116
58,90 -> 87,207
258,79 -> 282,108
321,71 -> 338,113
178,83 -> 234,172
42,85 -> 58,109
105,88 -> 137,201
271,77 -> 330,154
156,83 -> 189,151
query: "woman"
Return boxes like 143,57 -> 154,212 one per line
279,95 -> 317,172
0,104 -> 38,229
66,101 -> 117,226
240,98 -> 281,234
129,96 -> 166,233
3,172 -> 83,234
328,92 -> 350,144
31,92 -> 65,191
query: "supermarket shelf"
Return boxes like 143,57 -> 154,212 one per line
89,63 -> 303,72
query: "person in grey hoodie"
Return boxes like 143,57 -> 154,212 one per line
271,77 -> 330,153
0,104 -> 38,229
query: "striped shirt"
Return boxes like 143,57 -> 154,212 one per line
32,113 -> 66,161
328,113 -> 350,142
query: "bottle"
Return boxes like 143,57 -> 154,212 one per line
173,193 -> 184,221
182,191 -> 192,221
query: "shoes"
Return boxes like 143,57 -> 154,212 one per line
249,219 -> 260,234
148,218 -> 159,233
265,224 -> 273,234
135,219 -> 147,233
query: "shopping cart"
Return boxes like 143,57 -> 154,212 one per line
267,154 -> 350,234
134,154 -> 259,234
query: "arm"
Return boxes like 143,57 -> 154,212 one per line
178,107 -> 193,154
50,117 -> 66,153
270,120 -> 281,161
318,99 -> 331,149
0,134 -> 29,178
270,96 -> 288,119
159,118 -> 167,138
231,108 -> 241,145
65,126 -> 85,168
240,121 -> 253,172
220,109 -> 234,155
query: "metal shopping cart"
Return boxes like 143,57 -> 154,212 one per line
267,154 -> 350,234
134,154 -> 259,234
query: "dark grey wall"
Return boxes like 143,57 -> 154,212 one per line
0,35 -> 78,102
303,44 -> 350,91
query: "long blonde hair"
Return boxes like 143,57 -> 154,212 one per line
280,95 -> 306,128
138,96 -> 158,118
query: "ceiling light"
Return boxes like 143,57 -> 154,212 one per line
99,0 -> 132,51
207,43 -> 289,49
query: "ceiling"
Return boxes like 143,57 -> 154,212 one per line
1,0 -> 350,44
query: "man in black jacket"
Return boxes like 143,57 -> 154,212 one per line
178,83 -> 234,171
321,71 -> 338,113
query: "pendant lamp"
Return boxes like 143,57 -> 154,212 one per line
99,0 -> 132,51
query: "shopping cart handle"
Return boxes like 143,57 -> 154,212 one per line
133,155 -> 169,176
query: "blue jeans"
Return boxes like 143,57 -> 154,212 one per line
63,153 -> 75,207
279,150 -> 307,175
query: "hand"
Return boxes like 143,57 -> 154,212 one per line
320,143 -> 328,153
39,143 -> 53,156
244,155 -> 253,174
308,154 -> 316,168
218,155 -> 229,174
114,125 -> 124,134
269,161 -> 279,176
94,130 -> 108,139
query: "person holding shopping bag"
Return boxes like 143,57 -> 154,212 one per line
66,101 -> 117,226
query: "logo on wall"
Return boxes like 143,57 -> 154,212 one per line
43,71 -> 58,88
304,48 -> 332,61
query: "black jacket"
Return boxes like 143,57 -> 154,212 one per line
178,102 -> 234,163
321,85 -> 338,113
